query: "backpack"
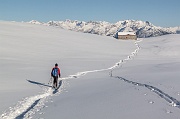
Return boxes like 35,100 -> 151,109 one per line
52,68 -> 58,77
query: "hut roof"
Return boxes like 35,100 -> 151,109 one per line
118,32 -> 136,35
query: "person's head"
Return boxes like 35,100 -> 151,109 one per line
55,63 -> 58,67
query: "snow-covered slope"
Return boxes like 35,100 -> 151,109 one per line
29,19 -> 180,38
1,21 -> 180,119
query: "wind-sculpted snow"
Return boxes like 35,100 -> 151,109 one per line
29,20 -> 180,38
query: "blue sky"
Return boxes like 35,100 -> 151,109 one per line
0,0 -> 179,27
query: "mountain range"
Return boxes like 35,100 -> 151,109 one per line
28,20 -> 180,38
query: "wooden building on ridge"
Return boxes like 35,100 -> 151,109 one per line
118,32 -> 137,40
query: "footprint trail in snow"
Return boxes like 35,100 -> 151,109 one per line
114,76 -> 180,108
1,40 -> 142,119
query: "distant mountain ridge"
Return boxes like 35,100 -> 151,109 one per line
28,20 -> 180,38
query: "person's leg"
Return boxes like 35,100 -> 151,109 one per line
53,77 -> 56,88
54,76 -> 58,88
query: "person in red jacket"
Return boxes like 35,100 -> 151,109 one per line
51,63 -> 61,88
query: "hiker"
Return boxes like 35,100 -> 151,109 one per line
51,63 -> 61,88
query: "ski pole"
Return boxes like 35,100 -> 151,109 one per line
48,77 -> 52,85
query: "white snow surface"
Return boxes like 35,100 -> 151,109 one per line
0,21 -> 180,119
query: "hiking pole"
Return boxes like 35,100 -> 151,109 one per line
48,77 -> 53,85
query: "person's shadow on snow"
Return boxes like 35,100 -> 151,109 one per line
27,79 -> 62,94
27,79 -> 52,88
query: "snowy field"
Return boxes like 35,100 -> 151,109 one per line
0,21 -> 180,119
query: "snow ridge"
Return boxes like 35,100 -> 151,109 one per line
29,20 -> 180,38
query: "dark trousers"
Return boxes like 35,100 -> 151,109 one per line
53,76 -> 58,87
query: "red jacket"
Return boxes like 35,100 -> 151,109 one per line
51,66 -> 61,77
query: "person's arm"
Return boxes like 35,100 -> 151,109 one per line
51,68 -> 53,77
58,68 -> 61,77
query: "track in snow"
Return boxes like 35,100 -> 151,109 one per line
1,40 -> 141,119
63,39 -> 142,79
114,76 -> 180,108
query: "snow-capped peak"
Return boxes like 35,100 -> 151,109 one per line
28,20 -> 43,25
28,19 -> 180,38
